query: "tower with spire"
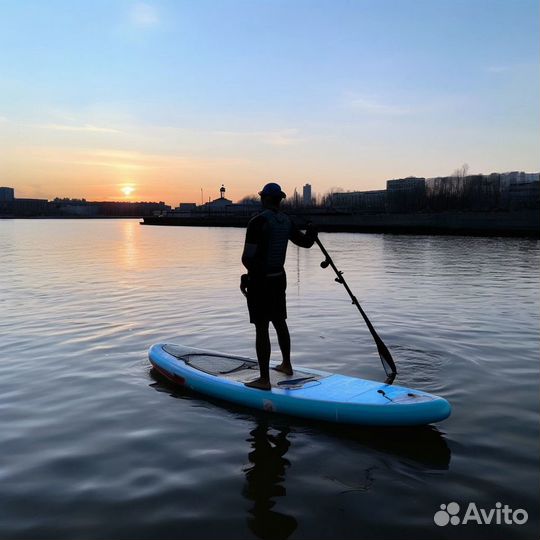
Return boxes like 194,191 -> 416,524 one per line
204,184 -> 232,209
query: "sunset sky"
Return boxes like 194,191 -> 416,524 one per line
0,0 -> 538,205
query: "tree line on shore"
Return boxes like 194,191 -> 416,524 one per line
238,166 -> 539,213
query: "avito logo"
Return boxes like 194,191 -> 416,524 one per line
434,502 -> 528,527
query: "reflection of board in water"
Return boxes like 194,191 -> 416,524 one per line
149,369 -> 452,471
149,343 -> 452,426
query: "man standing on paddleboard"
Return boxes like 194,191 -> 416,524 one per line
241,182 -> 317,390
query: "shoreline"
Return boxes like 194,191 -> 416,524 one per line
140,209 -> 540,238
2,211 -> 538,238
0,215 -> 139,220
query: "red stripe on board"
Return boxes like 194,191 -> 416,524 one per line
150,360 -> 186,386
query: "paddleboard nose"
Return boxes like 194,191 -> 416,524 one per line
435,397 -> 452,422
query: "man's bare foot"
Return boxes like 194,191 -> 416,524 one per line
245,377 -> 272,390
273,363 -> 293,376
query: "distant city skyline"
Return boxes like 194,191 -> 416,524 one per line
0,0 -> 538,206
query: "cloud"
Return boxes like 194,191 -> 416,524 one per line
49,149 -> 157,171
39,123 -> 121,133
40,147 -> 249,173
347,95 -> 413,116
262,129 -> 304,147
213,128 -> 305,147
486,65 -> 509,74
130,2 -> 159,27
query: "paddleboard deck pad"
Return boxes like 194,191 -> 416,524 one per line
149,343 -> 451,426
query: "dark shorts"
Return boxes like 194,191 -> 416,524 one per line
246,273 -> 287,324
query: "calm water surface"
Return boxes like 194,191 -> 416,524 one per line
0,219 -> 538,540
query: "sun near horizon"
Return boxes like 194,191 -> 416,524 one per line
120,185 -> 136,198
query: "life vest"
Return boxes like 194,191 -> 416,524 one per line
259,209 -> 291,274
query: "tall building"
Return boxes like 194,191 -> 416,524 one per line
0,187 -> 15,201
0,186 -> 49,216
302,183 -> 312,206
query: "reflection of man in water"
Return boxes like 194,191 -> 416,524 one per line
242,420 -> 297,540
241,182 -> 317,390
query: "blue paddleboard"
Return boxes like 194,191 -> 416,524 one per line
148,343 -> 451,426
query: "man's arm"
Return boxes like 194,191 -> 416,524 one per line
241,243 -> 257,272
242,215 -> 265,272
290,221 -> 317,248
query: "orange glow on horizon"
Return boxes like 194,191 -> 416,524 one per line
1,140 -> 410,205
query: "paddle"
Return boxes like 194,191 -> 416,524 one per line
292,216 -> 398,384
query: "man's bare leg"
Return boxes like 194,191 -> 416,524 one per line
245,321 -> 272,390
272,319 -> 293,375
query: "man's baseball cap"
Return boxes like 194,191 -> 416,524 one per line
259,182 -> 286,199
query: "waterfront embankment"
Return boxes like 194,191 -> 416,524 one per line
141,209 -> 540,237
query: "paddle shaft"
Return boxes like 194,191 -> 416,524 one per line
290,215 -> 398,380
315,238 -> 370,324
315,237 -> 397,380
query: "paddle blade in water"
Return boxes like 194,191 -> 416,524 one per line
375,337 -> 398,381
